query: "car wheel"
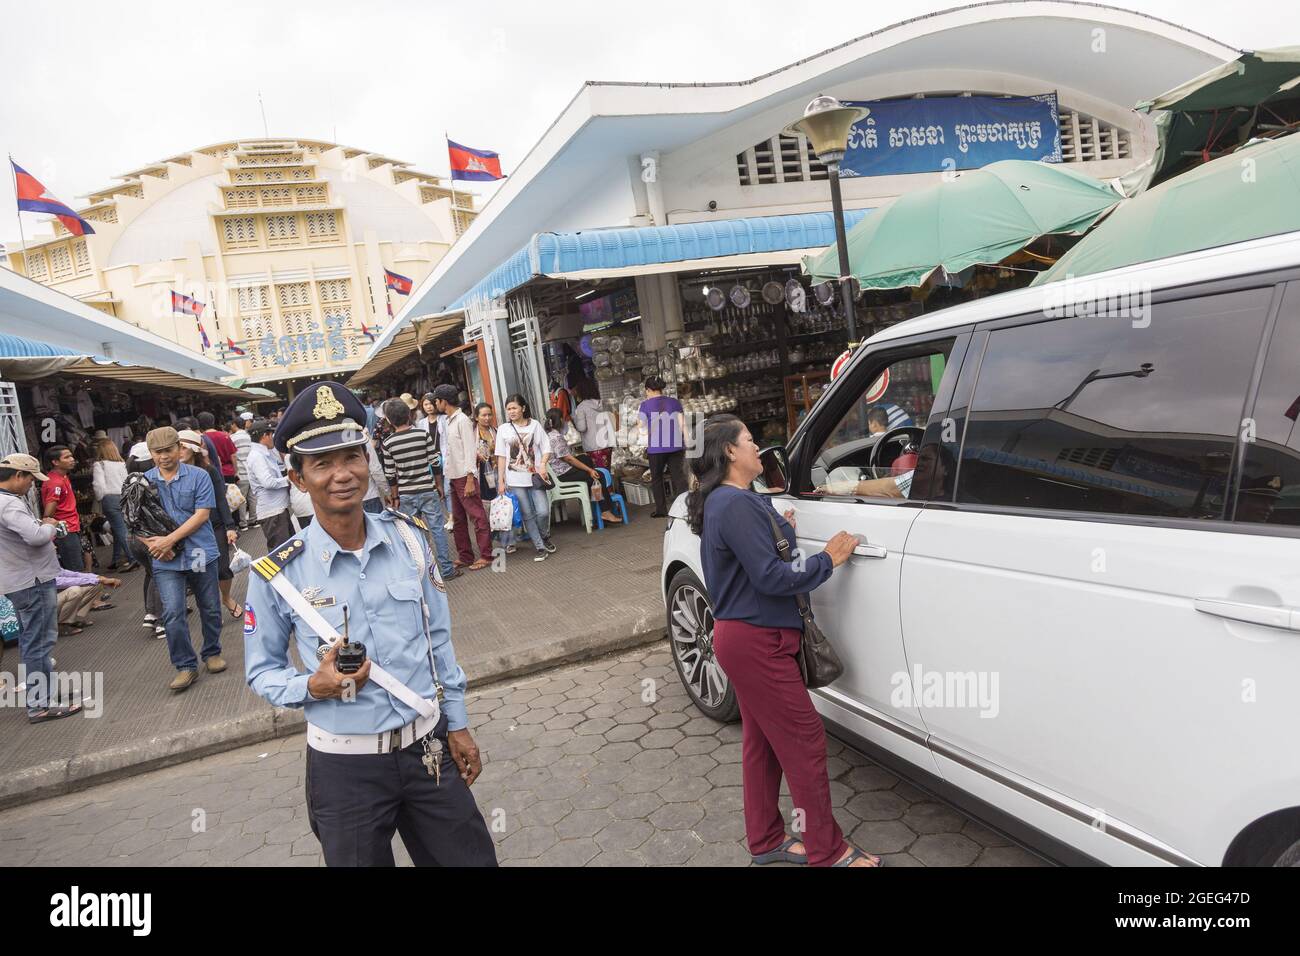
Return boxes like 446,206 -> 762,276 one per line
1273,838 -> 1300,866
666,568 -> 738,723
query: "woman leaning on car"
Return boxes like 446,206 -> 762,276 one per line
688,414 -> 881,868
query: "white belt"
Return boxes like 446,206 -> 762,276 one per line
307,712 -> 440,755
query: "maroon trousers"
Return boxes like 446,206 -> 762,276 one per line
450,476 -> 493,563
713,619 -> 847,866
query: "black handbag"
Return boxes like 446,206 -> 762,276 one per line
763,510 -> 844,689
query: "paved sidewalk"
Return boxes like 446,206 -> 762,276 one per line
0,644 -> 1048,867
0,505 -> 666,808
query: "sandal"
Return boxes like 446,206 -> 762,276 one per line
468,558 -> 492,571
90,602 -> 115,611
751,835 -> 807,865
225,602 -> 243,619
28,703 -> 84,723
833,846 -> 882,868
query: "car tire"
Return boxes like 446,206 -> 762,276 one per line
1273,838 -> 1300,867
666,568 -> 739,723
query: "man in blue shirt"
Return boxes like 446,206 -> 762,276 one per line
243,381 -> 495,867
140,426 -> 226,692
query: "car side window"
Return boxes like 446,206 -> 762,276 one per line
1235,282 -> 1300,528
955,287 -> 1273,520
804,339 -> 956,501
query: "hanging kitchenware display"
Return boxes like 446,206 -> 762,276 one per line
813,281 -> 836,306
784,279 -> 807,313
762,281 -> 785,306
705,286 -> 727,311
729,284 -> 751,309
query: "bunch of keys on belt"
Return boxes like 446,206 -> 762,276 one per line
421,736 -> 443,785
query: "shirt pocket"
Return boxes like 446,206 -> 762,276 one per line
171,483 -> 198,515
386,576 -> 426,633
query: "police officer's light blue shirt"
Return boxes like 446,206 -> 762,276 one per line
146,463 -> 219,573
243,511 -> 468,733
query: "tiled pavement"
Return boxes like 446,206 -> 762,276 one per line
0,644 -> 1049,867
0,506 -> 666,799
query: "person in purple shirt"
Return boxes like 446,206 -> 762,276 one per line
54,568 -> 122,635
638,376 -> 689,517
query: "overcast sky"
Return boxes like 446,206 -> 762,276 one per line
0,0 -> 1290,244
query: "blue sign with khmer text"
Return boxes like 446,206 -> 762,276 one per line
840,92 -> 1061,177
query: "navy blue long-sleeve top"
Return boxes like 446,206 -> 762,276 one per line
699,485 -> 834,629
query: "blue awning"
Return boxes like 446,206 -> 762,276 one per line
450,209 -> 872,309
0,333 -> 80,359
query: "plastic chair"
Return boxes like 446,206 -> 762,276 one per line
594,468 -> 629,527
546,463 -> 596,533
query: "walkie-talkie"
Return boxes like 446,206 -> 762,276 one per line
335,606 -> 367,675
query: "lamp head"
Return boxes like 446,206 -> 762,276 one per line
785,95 -> 870,166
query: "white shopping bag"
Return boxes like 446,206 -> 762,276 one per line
489,495 -> 514,532
229,546 -> 252,575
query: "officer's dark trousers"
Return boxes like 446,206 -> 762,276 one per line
305,716 -> 498,867
259,510 -> 294,552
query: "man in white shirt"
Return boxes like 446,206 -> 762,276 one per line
247,420 -> 293,550
229,416 -> 254,530
434,385 -> 491,570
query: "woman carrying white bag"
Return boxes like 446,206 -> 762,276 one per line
476,402 -> 516,557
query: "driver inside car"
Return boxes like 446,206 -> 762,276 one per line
818,442 -> 945,500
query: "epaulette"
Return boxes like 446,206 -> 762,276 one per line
252,537 -> 307,581
384,507 -> 429,532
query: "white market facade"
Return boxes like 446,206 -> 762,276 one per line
361,1 -> 1238,414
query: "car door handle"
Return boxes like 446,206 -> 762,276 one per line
1194,598 -> 1300,631
852,543 -> 888,559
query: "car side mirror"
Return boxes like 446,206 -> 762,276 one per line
755,446 -> 789,494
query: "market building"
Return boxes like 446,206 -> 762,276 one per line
354,1 -> 1238,498
1,265 -> 261,544
3,138 -> 480,396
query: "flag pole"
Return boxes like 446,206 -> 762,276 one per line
8,155 -> 29,279
445,133 -> 461,234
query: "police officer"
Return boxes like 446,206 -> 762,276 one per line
244,381 -> 497,866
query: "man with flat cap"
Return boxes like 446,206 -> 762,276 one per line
243,381 -> 496,866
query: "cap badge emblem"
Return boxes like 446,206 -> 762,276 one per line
313,386 -> 345,421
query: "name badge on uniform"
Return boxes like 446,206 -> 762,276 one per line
309,596 -> 336,608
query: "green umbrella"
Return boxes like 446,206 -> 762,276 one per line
1033,133 -> 1300,286
803,160 -> 1121,290
1130,47 -> 1300,190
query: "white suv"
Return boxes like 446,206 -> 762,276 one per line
662,231 -> 1300,867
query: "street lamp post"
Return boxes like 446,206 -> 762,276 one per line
787,95 -> 870,346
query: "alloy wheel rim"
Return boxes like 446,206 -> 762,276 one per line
669,584 -> 726,708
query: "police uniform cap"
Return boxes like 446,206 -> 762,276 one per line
273,381 -> 371,455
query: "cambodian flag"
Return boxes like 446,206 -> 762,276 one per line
448,139 -> 504,182
170,290 -> 205,317
11,160 -> 95,236
360,322 -> 376,342
226,337 -> 246,356
384,268 -> 413,295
